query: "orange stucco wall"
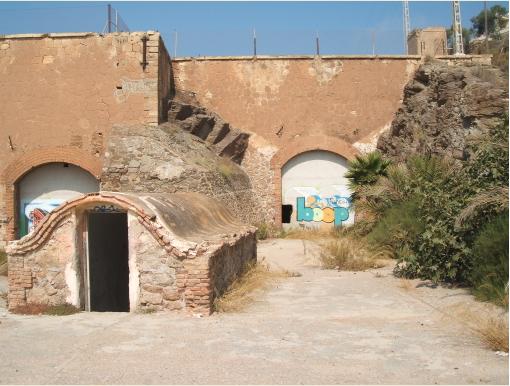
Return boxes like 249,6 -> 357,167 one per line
171,56 -> 422,151
0,31 -> 171,244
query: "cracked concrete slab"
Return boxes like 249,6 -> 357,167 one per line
0,239 -> 507,384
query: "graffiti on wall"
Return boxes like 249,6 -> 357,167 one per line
296,195 -> 351,226
21,200 -> 63,236
91,204 -> 122,213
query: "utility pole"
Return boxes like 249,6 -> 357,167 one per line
484,1 -> 489,53
107,4 -> 112,33
253,29 -> 257,57
173,30 -> 178,58
403,0 -> 411,54
371,30 -> 376,55
316,32 -> 320,56
452,0 -> 464,54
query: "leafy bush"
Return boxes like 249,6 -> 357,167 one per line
470,212 -> 509,308
367,199 -> 424,253
345,117 -> 508,303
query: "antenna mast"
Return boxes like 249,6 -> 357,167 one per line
403,0 -> 411,54
452,0 -> 464,54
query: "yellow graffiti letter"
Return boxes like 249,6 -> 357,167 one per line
322,207 -> 334,223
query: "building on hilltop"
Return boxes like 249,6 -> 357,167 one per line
407,27 -> 448,56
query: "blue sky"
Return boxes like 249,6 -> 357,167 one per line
0,1 -> 507,56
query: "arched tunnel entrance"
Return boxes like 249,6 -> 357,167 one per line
17,163 -> 99,238
281,150 -> 354,228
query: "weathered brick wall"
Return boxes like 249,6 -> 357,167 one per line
8,216 -> 77,309
209,232 -> 257,299
0,31 -> 168,246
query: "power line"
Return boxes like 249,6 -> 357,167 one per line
0,4 -> 104,12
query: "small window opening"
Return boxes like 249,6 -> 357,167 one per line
282,205 -> 293,224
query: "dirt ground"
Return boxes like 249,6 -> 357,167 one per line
0,239 -> 508,385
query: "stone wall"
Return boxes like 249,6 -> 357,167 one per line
8,215 -> 77,309
101,122 -> 260,225
0,31 -> 171,246
6,192 -> 257,315
209,232 -> 257,299
128,214 -> 183,312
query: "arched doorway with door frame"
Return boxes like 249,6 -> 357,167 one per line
270,135 -> 358,227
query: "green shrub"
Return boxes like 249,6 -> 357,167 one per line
470,212 -> 509,308
345,151 -> 391,193
367,199 -> 424,251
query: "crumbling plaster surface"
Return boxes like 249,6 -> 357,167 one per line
8,216 -> 77,309
172,57 -> 423,147
0,31 -> 170,246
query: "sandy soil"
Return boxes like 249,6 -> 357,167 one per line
0,239 -> 507,384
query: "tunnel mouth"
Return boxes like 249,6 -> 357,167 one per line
87,211 -> 130,312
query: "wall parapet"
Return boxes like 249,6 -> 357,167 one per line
172,54 -> 492,63
0,31 -> 159,40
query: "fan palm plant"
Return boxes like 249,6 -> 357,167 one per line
345,151 -> 391,192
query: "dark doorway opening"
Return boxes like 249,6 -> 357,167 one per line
282,204 -> 293,223
88,212 -> 130,312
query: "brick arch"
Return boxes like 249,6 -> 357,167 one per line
270,136 -> 358,226
2,147 -> 102,241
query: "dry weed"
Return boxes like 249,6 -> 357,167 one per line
282,227 -> 333,241
449,305 -> 509,353
12,303 -> 80,316
213,260 -> 298,313
398,279 -> 414,291
320,237 -> 387,271
477,317 -> 509,352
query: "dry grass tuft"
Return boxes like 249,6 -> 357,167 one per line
320,237 -> 387,271
12,303 -> 80,316
282,227 -> 333,241
398,279 -> 414,291
449,305 -> 509,353
213,260 -> 298,313
477,317 -> 509,352
455,186 -> 509,229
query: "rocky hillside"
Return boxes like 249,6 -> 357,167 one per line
101,122 -> 257,224
377,61 -> 508,161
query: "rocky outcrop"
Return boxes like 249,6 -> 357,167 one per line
101,122 -> 258,225
168,90 -> 250,164
377,61 -> 508,161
